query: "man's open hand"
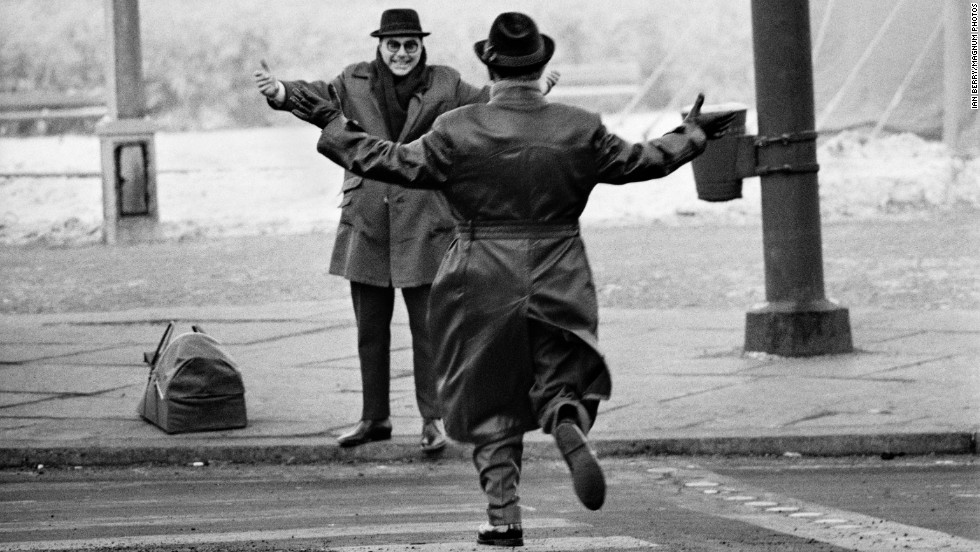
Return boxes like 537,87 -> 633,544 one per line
541,70 -> 561,95
253,59 -> 279,98
684,93 -> 738,139
290,85 -> 342,128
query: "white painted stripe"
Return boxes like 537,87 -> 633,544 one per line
727,508 -> 980,552
680,471 -> 980,552
765,506 -> 800,513
684,480 -> 719,487
322,536 -> 659,551
0,518 -> 579,551
0,504 -> 488,533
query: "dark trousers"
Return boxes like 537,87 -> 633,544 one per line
528,320 -> 601,434
472,320 -> 601,525
473,433 -> 524,526
350,281 -> 440,421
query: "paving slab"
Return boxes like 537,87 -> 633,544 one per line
0,305 -> 976,466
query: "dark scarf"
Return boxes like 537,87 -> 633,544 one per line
372,47 -> 428,140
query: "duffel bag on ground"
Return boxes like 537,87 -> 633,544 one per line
138,322 -> 247,434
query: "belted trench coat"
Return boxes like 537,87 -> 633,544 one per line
316,81 -> 707,444
274,62 -> 488,287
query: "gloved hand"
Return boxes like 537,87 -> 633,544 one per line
541,70 -> 561,95
684,93 -> 738,139
289,84 -> 342,128
253,59 -> 280,98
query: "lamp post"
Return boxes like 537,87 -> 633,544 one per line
744,0 -> 852,356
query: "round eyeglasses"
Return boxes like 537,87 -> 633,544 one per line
384,39 -> 420,54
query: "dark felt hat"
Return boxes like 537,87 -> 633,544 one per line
370,8 -> 430,38
474,12 -> 554,69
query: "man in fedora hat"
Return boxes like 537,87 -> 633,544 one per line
289,11 -> 734,546
254,9 -> 556,454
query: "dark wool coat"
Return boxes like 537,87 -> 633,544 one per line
274,62 -> 488,287
316,81 -> 707,444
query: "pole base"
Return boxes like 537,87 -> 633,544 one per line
744,300 -> 853,357
103,215 -> 161,245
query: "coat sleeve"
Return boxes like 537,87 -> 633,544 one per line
316,113 -> 454,190
271,78 -> 340,113
455,77 -> 490,107
594,121 -> 708,184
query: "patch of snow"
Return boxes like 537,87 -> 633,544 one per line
0,114 -> 976,246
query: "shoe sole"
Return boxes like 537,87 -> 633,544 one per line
421,439 -> 447,453
554,422 -> 606,510
337,429 -> 392,448
477,536 -> 524,546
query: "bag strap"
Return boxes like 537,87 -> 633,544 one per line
143,321 -> 175,367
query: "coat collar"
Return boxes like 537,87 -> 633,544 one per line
489,80 -> 546,108
352,61 -> 433,140
352,61 -> 433,95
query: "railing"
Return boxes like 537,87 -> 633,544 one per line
0,91 -> 106,131
546,62 -> 641,112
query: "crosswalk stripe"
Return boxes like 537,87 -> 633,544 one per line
0,504 -> 489,533
325,536 -> 659,551
0,518 -> 579,551
674,473 -> 980,552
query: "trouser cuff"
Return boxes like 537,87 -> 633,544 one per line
487,502 -> 522,526
540,396 -> 591,435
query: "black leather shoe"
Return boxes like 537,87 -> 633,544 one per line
477,522 -> 523,547
554,421 -> 605,510
420,418 -> 447,453
337,419 -> 392,447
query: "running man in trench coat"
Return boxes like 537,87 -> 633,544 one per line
254,9 -> 558,453
289,12 -> 735,546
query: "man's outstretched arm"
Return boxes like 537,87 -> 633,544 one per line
292,85 -> 453,190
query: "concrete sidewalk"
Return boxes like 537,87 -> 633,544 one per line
0,300 -> 976,467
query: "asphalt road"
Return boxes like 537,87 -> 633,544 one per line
702,455 -> 980,542
1,456 -> 976,551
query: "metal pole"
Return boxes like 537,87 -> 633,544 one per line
744,0 -> 852,356
104,0 -> 146,120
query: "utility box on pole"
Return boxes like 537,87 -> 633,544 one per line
98,0 -> 159,244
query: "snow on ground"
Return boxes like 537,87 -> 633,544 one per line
0,112 -> 976,246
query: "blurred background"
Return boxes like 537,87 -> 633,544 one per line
0,0 -> 977,246
1,0 -> 756,132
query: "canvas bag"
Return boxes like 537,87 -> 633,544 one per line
138,322 -> 247,433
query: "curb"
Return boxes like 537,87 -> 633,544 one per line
2,432 -> 975,469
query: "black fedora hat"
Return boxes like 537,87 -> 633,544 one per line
370,8 -> 430,38
474,12 -> 555,69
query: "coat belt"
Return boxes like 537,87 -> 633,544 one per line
456,220 -> 580,240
